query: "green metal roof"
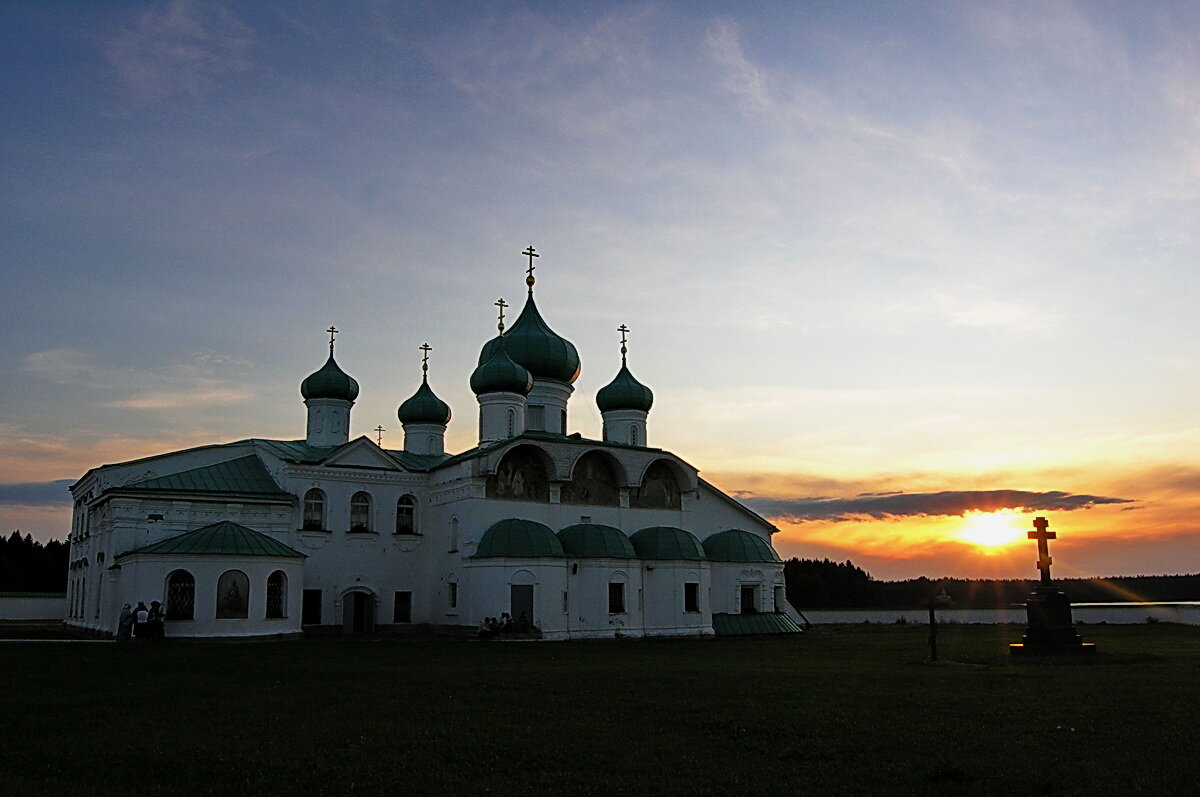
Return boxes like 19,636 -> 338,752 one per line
702,529 -> 781,563
300,354 -> 360,401
711,612 -> 803,636
596,362 -> 654,412
118,520 -> 305,559
629,527 -> 706,560
474,518 -> 565,558
122,456 -> 289,497
557,524 -> 636,558
477,294 -> 580,384
398,377 -> 452,425
471,337 -> 533,396
248,439 -> 448,472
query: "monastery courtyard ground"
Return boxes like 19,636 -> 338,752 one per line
2,624 -> 1197,795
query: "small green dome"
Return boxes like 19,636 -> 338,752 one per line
478,295 -> 580,384
702,529 -> 781,563
474,518 -> 565,558
596,363 -> 654,412
630,526 -> 706,560
471,338 -> 533,396
301,355 -> 359,402
558,524 -> 636,558
398,378 -> 451,425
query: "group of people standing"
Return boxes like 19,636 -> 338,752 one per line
116,601 -> 165,641
478,612 -> 532,638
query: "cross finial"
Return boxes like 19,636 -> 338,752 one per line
495,298 -> 508,335
419,342 -> 432,378
1028,516 -> 1058,585
326,325 -> 338,355
523,245 -> 539,294
618,324 -> 630,363
374,425 -> 385,446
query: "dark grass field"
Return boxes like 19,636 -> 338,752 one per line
2,623 -> 1197,795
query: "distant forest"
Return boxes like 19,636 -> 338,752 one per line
784,558 -> 1200,609
0,533 -> 68,592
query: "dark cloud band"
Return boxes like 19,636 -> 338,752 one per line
0,480 -> 74,507
746,489 -> 1133,522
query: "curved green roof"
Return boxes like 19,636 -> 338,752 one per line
398,378 -> 452,425
558,524 -> 636,558
470,337 -> 533,396
596,363 -> 654,412
702,529 -> 781,563
630,526 -> 706,560
474,518 -> 565,558
118,520 -> 305,559
301,355 -> 360,402
478,295 -> 580,384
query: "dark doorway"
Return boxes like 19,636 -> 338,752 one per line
342,591 -> 375,633
510,584 -> 534,625
393,591 -> 412,624
302,589 -> 322,625
740,585 -> 758,614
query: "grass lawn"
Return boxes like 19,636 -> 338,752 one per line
2,623 -> 1197,795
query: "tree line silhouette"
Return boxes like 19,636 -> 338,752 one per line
784,557 -> 1200,609
0,532 -> 69,592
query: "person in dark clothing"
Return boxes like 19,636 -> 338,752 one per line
133,602 -> 149,640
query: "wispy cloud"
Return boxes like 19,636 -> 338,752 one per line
746,489 -> 1132,522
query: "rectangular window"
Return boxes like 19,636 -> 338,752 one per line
684,582 -> 700,613
608,582 -> 625,614
560,409 -> 567,434
527,405 -> 545,431
302,589 -> 322,625
740,585 -> 758,614
393,591 -> 412,623
448,582 -> 458,609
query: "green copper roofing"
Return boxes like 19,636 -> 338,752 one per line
702,529 -> 781,563
301,355 -> 360,402
398,378 -> 452,425
596,363 -> 654,412
474,518 -> 565,558
248,439 -> 448,472
629,527 -> 706,560
118,520 -> 305,559
711,612 -> 803,636
557,524 -> 636,558
470,337 -> 533,396
477,295 -> 580,384
122,456 -> 289,497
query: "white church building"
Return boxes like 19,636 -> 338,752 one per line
65,255 -> 803,640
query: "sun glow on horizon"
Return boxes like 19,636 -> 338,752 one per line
955,510 -> 1026,551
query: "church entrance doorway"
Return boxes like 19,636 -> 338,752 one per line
510,584 -> 534,625
740,585 -> 758,614
342,590 -> 375,634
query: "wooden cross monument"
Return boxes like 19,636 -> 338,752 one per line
1029,516 -> 1056,585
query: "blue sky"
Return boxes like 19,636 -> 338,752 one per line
3,1 -> 1200,578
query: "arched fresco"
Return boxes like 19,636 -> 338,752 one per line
486,445 -> 551,502
560,450 -> 621,506
631,459 -> 682,510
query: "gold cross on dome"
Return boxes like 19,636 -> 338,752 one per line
618,324 -> 629,362
523,245 -> 539,293
495,297 -> 508,334
419,342 -> 432,375
326,325 -> 338,354
374,425 -> 385,446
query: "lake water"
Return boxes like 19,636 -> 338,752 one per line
800,602 -> 1200,626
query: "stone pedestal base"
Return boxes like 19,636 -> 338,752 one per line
1009,587 -> 1096,656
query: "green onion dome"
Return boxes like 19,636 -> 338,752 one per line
630,526 -> 706,560
470,338 -> 533,396
701,529 -> 781,563
557,524 -> 636,558
300,355 -> 360,402
596,363 -> 654,412
398,377 -> 451,425
477,295 -> 580,384
474,518 -> 565,558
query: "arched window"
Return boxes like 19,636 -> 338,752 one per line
485,445 -> 551,502
215,570 -> 249,619
608,576 -> 627,614
395,495 -> 417,535
350,491 -> 372,532
632,460 -> 683,510
450,516 -> 459,553
561,451 -> 621,506
166,570 -> 195,620
266,571 -> 287,619
303,489 -> 325,531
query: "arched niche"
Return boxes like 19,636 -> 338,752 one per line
632,459 -> 684,510
561,450 -> 622,506
486,444 -> 551,503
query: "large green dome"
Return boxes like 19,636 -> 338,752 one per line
398,378 -> 451,425
470,337 -> 533,396
478,295 -> 580,384
301,355 -> 359,402
702,529 -> 781,563
558,524 -> 636,558
596,363 -> 653,412
630,527 -> 706,560
474,518 -> 565,558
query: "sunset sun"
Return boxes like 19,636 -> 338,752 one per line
956,511 -> 1025,549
